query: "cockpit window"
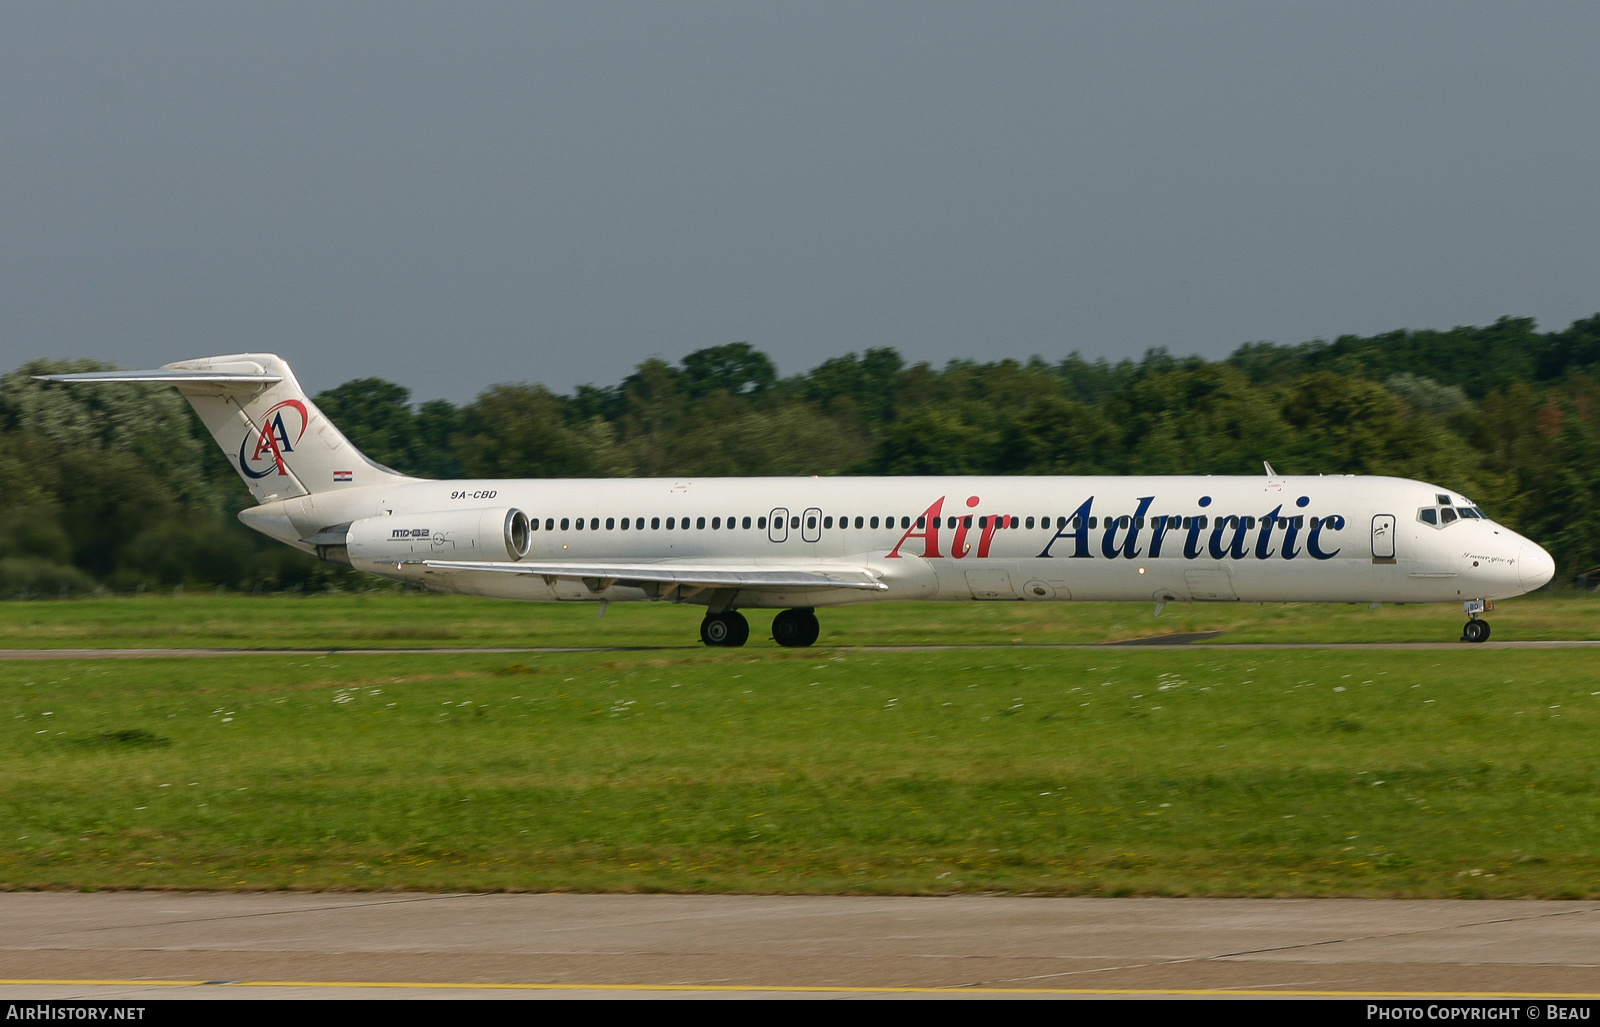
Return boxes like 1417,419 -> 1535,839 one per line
1418,508 -> 1437,525
1440,508 -> 1458,524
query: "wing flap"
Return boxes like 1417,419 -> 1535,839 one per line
422,560 -> 887,591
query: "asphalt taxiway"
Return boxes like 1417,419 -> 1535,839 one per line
3,893 -> 1600,999
0,638 -> 1598,660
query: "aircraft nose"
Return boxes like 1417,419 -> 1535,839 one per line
1519,543 -> 1555,592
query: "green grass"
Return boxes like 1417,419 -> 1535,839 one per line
4,632 -> 1600,896
0,588 -> 1593,648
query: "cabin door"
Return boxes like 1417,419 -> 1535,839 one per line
768,508 -> 789,543
801,507 -> 822,543
1371,514 -> 1396,561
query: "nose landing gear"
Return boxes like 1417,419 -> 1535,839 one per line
700,610 -> 750,647
1461,599 -> 1491,643
771,608 -> 820,648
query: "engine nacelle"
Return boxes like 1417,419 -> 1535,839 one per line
328,507 -> 531,566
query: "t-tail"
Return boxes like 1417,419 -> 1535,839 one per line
35,353 -> 417,502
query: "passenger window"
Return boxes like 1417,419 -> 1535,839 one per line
575,518 -> 584,531
758,517 -> 767,529
712,517 -> 721,529
743,516 -> 752,529
824,516 -> 833,529
790,516 -> 799,529
651,517 -> 660,530
665,517 -> 675,529
606,517 -> 615,530
915,516 -> 925,529
870,516 -> 880,529
560,518 -> 569,530
1025,517 -> 1035,529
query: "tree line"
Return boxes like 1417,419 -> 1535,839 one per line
2,313 -> 1598,596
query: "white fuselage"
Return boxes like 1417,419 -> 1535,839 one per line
239,473 -> 1555,609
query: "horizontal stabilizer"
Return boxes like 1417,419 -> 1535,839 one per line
34,369 -> 282,385
424,560 -> 888,592
35,353 -> 415,501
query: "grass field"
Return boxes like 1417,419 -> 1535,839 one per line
0,587 -> 1595,648
1,592 -> 1598,897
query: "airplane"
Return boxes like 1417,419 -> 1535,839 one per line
39,353 -> 1556,646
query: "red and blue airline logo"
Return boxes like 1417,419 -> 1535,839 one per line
884,494 -> 1344,562
238,400 -> 308,479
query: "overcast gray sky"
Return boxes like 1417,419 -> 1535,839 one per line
2,2 -> 1597,402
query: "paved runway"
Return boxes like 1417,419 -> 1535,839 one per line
0,639 -> 1597,660
3,893 -> 1600,999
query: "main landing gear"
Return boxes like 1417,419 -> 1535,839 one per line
771,608 -> 820,648
700,610 -> 750,648
699,608 -> 821,648
1461,599 -> 1491,644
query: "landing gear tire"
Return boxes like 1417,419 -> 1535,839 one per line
1462,619 -> 1491,643
771,608 -> 820,648
700,611 -> 750,647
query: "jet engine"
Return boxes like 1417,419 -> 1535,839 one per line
309,507 -> 531,566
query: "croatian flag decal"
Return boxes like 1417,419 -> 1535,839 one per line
334,470 -> 354,482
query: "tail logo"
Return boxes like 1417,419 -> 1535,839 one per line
238,400 -> 309,479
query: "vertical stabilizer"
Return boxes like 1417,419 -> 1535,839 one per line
36,353 -> 418,502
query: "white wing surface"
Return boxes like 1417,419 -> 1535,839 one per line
423,560 -> 887,591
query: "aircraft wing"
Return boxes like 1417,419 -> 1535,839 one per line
422,560 -> 888,592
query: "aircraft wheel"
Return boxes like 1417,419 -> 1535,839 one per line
701,611 -> 751,647
1462,619 -> 1491,643
772,608 -> 820,648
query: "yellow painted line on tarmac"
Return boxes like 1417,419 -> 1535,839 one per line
7,979 -> 1600,998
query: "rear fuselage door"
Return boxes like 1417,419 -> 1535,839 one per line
1372,514 -> 1396,561
768,507 -> 789,543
